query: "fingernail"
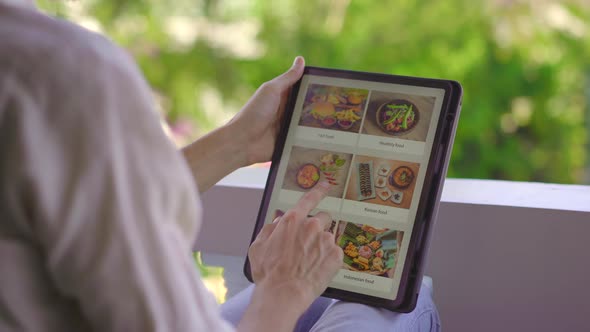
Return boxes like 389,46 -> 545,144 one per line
318,181 -> 331,190
292,56 -> 303,67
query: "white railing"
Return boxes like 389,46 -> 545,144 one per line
195,167 -> 590,332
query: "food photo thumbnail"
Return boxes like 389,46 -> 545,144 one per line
282,146 -> 353,198
298,84 -> 369,133
345,155 -> 420,209
335,221 -> 404,278
362,91 -> 435,142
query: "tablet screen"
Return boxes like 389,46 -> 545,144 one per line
263,73 -> 446,300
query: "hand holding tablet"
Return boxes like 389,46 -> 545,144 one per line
245,66 -> 462,312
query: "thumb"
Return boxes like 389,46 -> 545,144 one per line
271,56 -> 305,91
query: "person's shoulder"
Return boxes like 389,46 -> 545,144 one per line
0,4 -> 145,103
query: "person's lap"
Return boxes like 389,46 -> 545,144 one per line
220,278 -> 441,332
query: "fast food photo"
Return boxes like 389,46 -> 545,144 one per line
299,84 -> 368,133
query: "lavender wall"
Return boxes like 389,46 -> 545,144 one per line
196,171 -> 590,331
427,203 -> 590,331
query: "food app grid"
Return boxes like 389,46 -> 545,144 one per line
266,74 -> 445,300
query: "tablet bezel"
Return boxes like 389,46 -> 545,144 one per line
244,66 -> 462,312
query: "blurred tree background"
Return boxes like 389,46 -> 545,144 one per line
38,0 -> 590,184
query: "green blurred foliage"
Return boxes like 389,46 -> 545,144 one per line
193,252 -> 223,278
38,0 -> 589,184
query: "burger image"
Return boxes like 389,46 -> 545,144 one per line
310,102 -> 335,119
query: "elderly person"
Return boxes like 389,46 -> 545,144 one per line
0,1 -> 440,331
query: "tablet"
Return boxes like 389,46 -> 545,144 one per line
244,66 -> 462,312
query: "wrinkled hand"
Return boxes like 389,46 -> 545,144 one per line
248,182 -> 343,307
228,56 -> 305,166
